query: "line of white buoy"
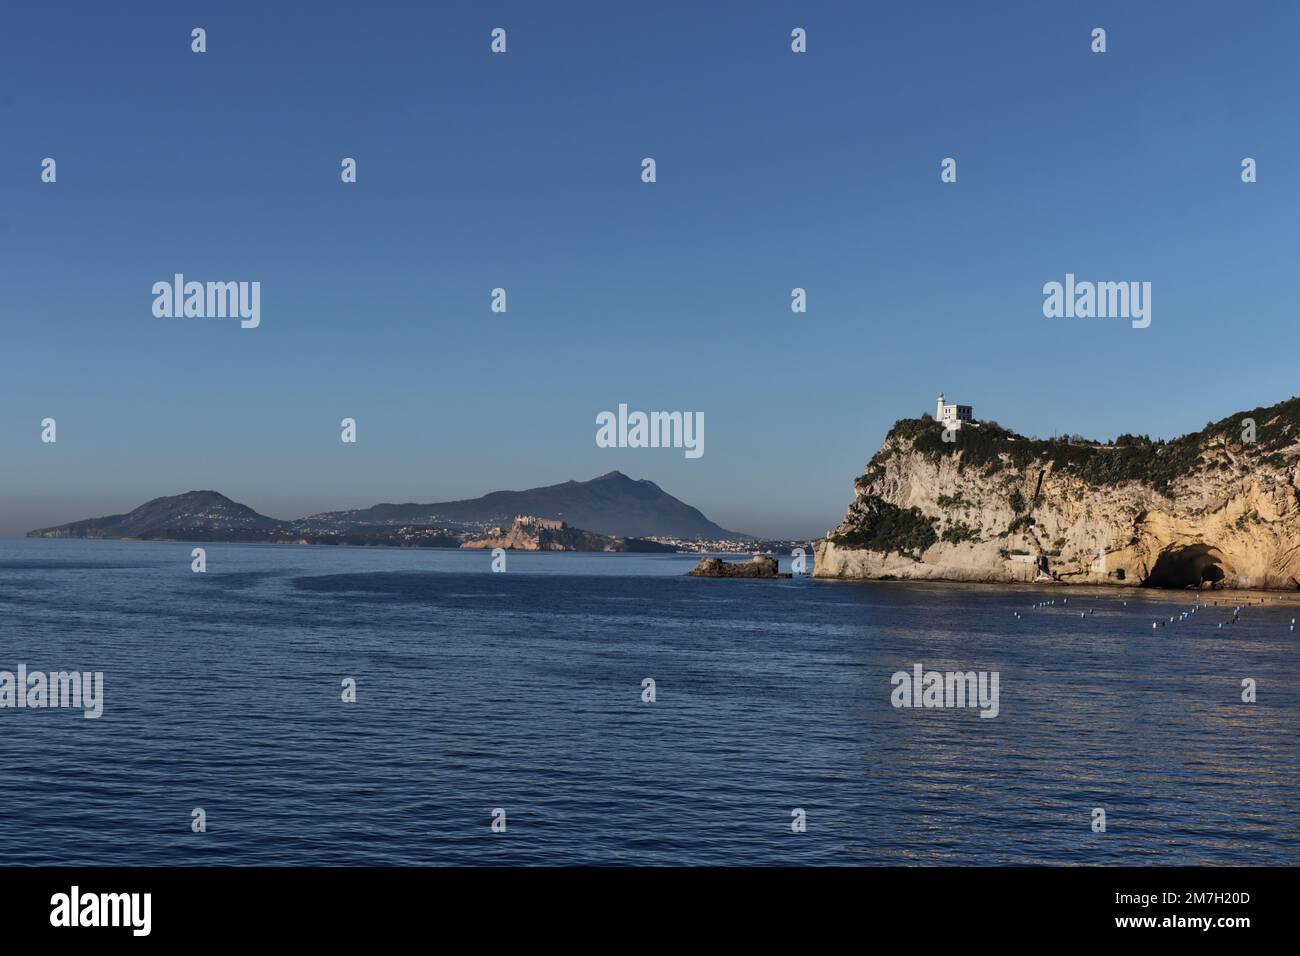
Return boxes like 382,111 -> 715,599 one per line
1015,593 -> 1300,634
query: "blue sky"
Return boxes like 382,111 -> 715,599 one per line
3,1 -> 1298,538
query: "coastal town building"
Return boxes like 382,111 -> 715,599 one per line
936,393 -> 974,430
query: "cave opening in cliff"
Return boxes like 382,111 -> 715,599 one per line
1143,544 -> 1228,589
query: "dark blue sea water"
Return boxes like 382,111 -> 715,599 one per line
0,538 -> 1296,865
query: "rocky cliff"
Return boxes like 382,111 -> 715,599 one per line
814,397 -> 1300,590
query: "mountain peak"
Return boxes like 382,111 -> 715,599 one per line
28,488 -> 288,539
307,471 -> 747,539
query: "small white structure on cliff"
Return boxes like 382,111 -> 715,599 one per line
936,393 -> 974,430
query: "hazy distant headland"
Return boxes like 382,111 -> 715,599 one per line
816,393 -> 1300,591
24,471 -> 796,553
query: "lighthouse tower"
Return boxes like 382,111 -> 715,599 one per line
935,392 -> 975,430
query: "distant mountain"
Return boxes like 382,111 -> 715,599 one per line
27,473 -> 749,542
27,491 -> 290,539
300,471 -> 748,539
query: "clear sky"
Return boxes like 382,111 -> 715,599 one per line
3,1 -> 1298,538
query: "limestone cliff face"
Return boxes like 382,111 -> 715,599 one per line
814,400 -> 1300,590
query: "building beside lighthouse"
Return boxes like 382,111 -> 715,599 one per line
936,393 -> 974,430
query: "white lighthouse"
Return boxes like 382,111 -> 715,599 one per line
936,392 -> 974,430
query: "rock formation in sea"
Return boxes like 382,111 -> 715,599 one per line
686,555 -> 790,578
815,396 -> 1300,590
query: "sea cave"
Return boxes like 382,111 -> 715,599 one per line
1143,544 -> 1228,589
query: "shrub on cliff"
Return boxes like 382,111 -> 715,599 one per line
879,413 -> 1269,497
941,521 -> 979,544
831,495 -> 937,558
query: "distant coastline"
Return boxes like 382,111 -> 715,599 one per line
25,475 -> 810,555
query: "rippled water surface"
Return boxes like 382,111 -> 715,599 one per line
0,538 -> 1296,865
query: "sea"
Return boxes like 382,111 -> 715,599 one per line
0,537 -> 1296,866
